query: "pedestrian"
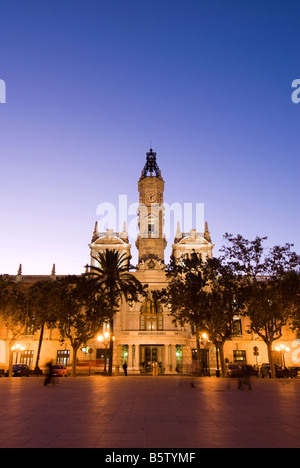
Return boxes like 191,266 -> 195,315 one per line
122,362 -> 128,376
43,360 -> 55,386
189,362 -> 196,388
238,365 -> 252,391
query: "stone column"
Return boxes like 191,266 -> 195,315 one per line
134,344 -> 140,373
164,344 -> 170,374
171,345 -> 177,373
128,345 -> 133,371
114,344 -> 122,372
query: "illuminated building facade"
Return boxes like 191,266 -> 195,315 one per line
0,149 -> 298,374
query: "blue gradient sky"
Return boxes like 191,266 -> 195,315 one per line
0,0 -> 299,274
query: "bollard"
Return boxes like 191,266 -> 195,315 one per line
115,365 -> 119,376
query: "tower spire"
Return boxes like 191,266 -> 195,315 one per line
140,148 -> 161,179
136,148 -> 167,264
92,221 -> 98,242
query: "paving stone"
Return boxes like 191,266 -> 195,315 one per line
0,376 -> 299,448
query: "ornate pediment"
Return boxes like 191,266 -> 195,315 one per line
177,235 -> 210,246
90,228 -> 129,246
94,235 -> 125,245
174,228 -> 212,246
137,254 -> 166,271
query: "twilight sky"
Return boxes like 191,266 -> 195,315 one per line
0,0 -> 299,274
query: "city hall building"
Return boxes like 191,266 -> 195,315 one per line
0,149 -> 297,374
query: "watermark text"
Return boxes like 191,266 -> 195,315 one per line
291,79 -> 300,104
96,195 -> 205,240
0,79 -> 6,103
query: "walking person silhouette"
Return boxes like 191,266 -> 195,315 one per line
43,360 -> 55,386
122,362 -> 128,376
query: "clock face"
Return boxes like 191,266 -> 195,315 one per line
146,192 -> 157,203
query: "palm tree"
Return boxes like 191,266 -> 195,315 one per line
86,249 -> 145,375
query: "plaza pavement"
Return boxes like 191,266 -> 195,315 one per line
0,375 -> 299,448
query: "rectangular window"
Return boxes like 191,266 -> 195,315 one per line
25,324 -> 35,336
148,223 -> 155,235
233,350 -> 246,364
158,315 -> 163,330
233,318 -> 242,336
148,316 -> 157,330
140,314 -> 163,331
122,345 -> 129,362
20,350 -> 34,366
57,350 -> 70,366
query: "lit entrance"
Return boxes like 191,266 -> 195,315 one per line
140,345 -> 164,374
192,348 -> 210,375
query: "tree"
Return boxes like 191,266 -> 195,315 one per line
220,232 -> 267,277
246,244 -> 300,377
27,279 -> 61,372
86,249 -> 145,375
159,253 -> 246,377
161,252 -> 210,375
221,234 -> 300,378
0,278 -> 33,377
204,257 -> 246,377
289,272 -> 300,334
56,275 -> 110,377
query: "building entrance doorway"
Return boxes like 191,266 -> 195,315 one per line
192,348 -> 210,375
140,345 -> 163,374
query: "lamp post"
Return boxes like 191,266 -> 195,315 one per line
11,344 -> 25,364
216,347 -> 220,378
199,332 -> 210,376
81,345 -> 94,376
275,344 -> 290,368
97,332 -> 115,374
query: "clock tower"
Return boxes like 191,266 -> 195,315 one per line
136,149 -> 167,264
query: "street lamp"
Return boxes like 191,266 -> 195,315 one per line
216,346 -> 221,378
275,344 -> 290,368
97,332 -> 115,373
81,346 -> 94,376
11,344 -> 25,364
199,332 -> 210,376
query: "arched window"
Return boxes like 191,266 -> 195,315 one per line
140,299 -> 163,331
